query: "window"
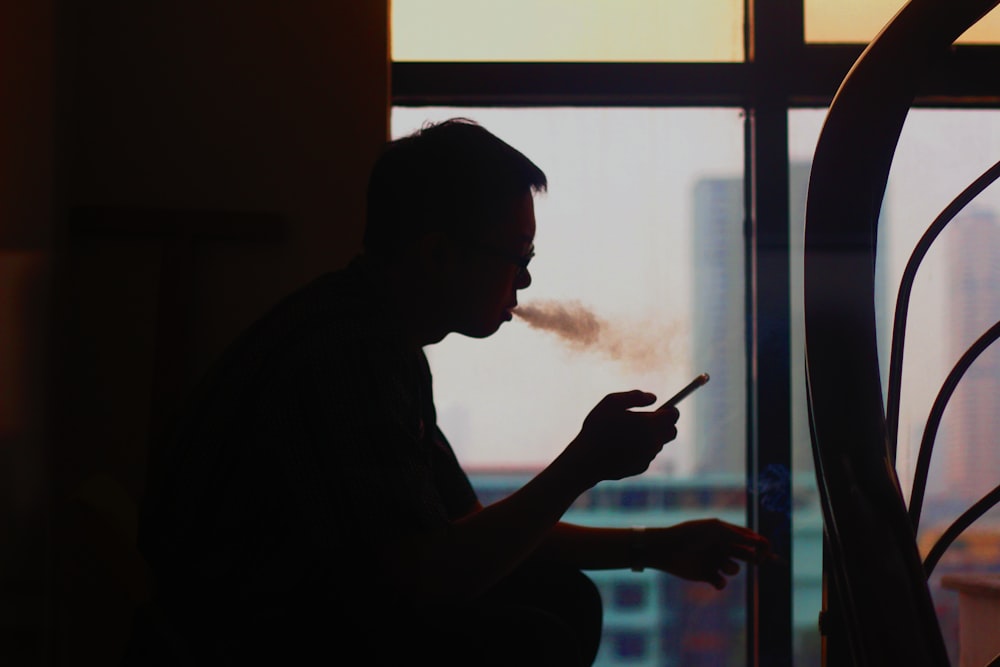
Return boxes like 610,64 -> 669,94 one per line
804,0 -> 1000,44
392,3 -> 1000,665
393,107 -> 744,474
392,107 -> 751,665
612,582 -> 649,611
609,630 -> 649,660
392,0 -> 744,62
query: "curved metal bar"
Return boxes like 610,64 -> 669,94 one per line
908,319 -> 1000,530
803,0 -> 1000,664
885,159 -> 1000,462
924,483 -> 1000,577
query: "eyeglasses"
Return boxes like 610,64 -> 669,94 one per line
458,240 -> 535,278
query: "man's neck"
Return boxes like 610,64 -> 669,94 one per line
357,253 -> 450,350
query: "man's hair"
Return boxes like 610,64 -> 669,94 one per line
364,118 -> 547,256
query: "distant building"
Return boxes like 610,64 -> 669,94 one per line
937,205 -> 1000,503
691,175 -> 745,476
469,471 -> 824,667
690,162 -> 814,476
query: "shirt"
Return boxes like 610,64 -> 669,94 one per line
137,256 -> 479,643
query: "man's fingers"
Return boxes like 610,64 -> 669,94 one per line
600,390 -> 657,411
651,405 -> 680,424
717,522 -> 772,556
730,542 -> 781,565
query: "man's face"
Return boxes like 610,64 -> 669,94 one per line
446,191 -> 536,339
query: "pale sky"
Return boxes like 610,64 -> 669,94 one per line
392,0 -> 745,62
392,0 -> 1000,62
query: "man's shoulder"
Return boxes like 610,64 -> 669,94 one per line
215,263 -> 405,378
274,265 -> 397,346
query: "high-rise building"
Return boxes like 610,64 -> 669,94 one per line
691,175 -> 746,475
938,205 -> 1000,503
690,162 -> 813,475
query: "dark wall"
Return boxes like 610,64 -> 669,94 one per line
1,2 -> 389,664
0,1 -> 57,664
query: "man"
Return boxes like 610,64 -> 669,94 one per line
134,118 -> 770,665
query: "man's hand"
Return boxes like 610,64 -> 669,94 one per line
646,519 -> 774,590
566,390 -> 680,486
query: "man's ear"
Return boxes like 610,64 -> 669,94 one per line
416,231 -> 453,273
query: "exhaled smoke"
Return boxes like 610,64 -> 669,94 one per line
513,299 -> 681,372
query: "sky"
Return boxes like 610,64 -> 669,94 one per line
392,0 -> 1000,62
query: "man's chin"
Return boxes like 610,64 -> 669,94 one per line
458,320 -> 504,339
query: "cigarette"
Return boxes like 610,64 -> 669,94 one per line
663,372 -> 710,407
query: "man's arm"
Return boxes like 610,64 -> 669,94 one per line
534,519 -> 774,590
374,390 -> 682,605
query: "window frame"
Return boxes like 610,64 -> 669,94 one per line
390,1 -> 1000,664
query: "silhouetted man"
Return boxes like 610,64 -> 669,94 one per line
133,118 -> 770,666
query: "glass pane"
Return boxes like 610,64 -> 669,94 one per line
791,107 -> 1000,664
806,0 -> 1000,44
392,106 -> 748,665
392,0 -> 744,62
787,113 -> 825,667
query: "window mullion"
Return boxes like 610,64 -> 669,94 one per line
745,2 -> 799,666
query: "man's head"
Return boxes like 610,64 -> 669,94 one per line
364,118 -> 547,257
364,119 -> 548,343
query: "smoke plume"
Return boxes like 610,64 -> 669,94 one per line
512,299 -> 682,372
